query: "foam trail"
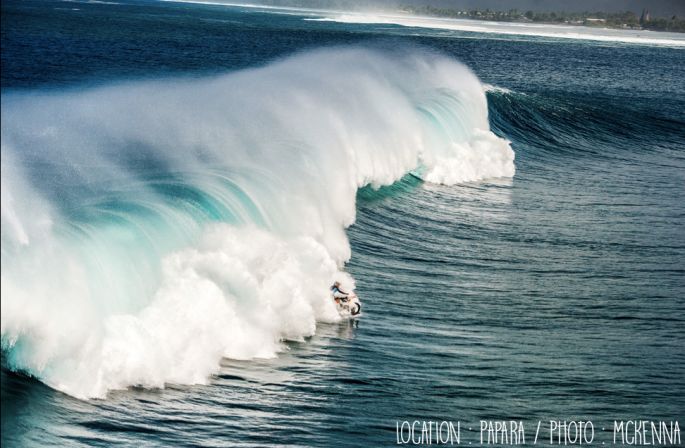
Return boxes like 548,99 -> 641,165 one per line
1,47 -> 514,398
308,13 -> 685,47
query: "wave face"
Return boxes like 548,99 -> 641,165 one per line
0,47 -> 514,399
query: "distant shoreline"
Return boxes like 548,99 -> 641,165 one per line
308,11 -> 685,47
159,1 -> 685,40
197,1 -> 685,33
398,6 -> 685,34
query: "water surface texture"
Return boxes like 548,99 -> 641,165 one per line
2,1 -> 684,446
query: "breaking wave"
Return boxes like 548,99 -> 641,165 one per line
0,47 -> 514,398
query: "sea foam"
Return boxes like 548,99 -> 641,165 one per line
1,47 -> 514,398
308,13 -> 685,47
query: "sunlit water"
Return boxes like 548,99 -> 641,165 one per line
2,1 -> 684,446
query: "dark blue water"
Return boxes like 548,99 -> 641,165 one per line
2,1 -> 684,446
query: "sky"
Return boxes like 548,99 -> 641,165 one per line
249,1 -> 685,17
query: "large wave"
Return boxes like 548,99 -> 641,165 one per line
0,47 -> 514,399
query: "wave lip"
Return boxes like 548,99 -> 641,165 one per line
1,47 -> 514,398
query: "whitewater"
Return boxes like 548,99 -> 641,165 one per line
0,47 -> 514,399
160,1 -> 685,47
308,13 -> 685,47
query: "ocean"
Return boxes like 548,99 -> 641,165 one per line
1,0 -> 684,446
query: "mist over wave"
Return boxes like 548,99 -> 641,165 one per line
0,47 -> 514,399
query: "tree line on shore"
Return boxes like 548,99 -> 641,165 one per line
399,6 -> 685,33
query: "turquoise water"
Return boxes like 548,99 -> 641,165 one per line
2,1 -> 684,446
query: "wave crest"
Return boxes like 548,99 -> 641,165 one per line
1,47 -> 514,398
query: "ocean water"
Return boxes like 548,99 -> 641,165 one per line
2,0 -> 684,446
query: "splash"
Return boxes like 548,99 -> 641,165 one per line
0,47 -> 514,398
